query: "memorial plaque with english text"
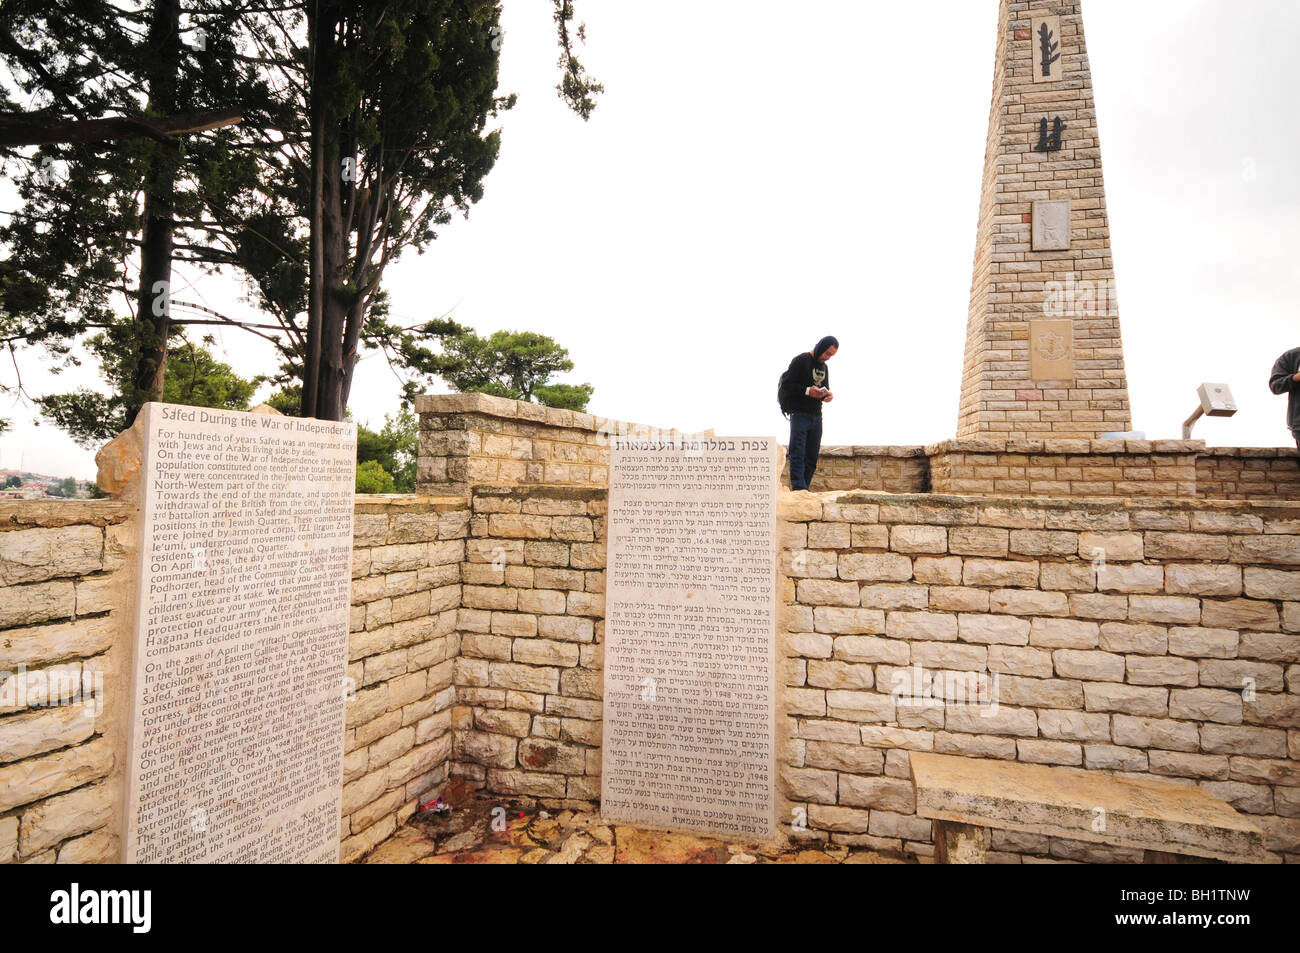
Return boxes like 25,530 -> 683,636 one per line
122,403 -> 356,863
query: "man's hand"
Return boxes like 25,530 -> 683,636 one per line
1293,371 -> 1300,383
822,391 -> 834,403
808,386 -> 829,400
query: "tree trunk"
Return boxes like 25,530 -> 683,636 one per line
297,3 -> 351,421
303,4 -> 333,420
128,0 -> 183,422
337,296 -> 366,411
304,4 -> 358,423
313,83 -> 348,422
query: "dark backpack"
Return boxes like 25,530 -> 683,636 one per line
778,365 -> 795,418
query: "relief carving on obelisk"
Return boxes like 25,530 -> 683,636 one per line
1032,199 -> 1072,251
1031,15 -> 1064,83
1030,320 -> 1074,381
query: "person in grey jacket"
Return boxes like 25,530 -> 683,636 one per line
1269,345 -> 1300,457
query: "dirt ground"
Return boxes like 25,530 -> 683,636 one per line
361,791 -> 921,865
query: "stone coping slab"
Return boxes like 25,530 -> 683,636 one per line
925,438 -> 1207,455
353,494 -> 469,511
1199,446 -> 1300,459
800,446 -> 927,458
910,752 -> 1265,862
414,392 -> 706,442
471,484 -> 608,501
776,487 -> 1300,519
416,391 -> 593,429
0,499 -> 134,528
414,394 -> 1296,462
787,441 -> 1296,458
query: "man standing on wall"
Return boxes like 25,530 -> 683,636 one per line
1269,344 -> 1300,460
780,336 -> 838,491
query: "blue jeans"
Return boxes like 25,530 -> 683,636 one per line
788,413 -> 823,490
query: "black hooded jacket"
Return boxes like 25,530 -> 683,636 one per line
782,351 -> 831,416
1269,346 -> 1300,433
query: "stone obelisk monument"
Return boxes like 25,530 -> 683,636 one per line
957,1 -> 1132,440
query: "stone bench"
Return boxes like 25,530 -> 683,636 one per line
909,752 -> 1266,864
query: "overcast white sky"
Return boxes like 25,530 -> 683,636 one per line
3,0 -> 1298,479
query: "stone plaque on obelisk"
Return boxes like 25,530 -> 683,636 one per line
957,1 -> 1132,440
601,436 -> 779,840
121,403 -> 356,863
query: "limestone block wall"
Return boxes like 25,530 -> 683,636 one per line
0,501 -> 133,864
779,491 -> 1300,863
339,496 -> 469,863
416,392 -> 708,496
449,485 -> 607,808
9,478 -> 1297,865
768,440 -> 1299,502
417,393 -> 933,498
927,438 -> 1203,498
778,446 -> 929,494
1198,449 -> 1300,501
416,392 -> 1299,502
0,495 -> 474,865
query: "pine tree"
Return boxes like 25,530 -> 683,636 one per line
2,1 -> 602,435
0,0 -> 278,433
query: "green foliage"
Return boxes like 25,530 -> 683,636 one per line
419,324 -> 593,412
0,1 -> 139,365
355,459 -> 395,494
1,0 -> 601,434
163,341 -> 261,409
263,386 -> 305,418
552,0 -> 604,120
241,0 -> 600,418
37,338 -> 262,447
45,476 -> 80,498
224,0 -> 521,419
533,383 -> 596,411
4,475 -> 21,488
0,0 -> 282,431
356,409 -> 417,493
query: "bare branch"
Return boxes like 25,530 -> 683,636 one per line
0,107 -> 243,147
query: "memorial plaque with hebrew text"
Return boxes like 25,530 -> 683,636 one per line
122,403 -> 356,863
601,436 -> 778,839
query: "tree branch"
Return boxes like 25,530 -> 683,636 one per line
0,107 -> 243,147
